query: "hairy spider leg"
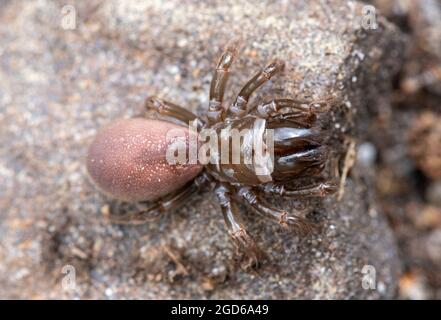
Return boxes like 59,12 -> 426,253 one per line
215,183 -> 263,265
145,96 -> 203,128
259,181 -> 338,198
254,98 -> 315,118
108,173 -> 211,224
227,60 -> 285,119
207,41 -> 238,125
237,186 -> 316,235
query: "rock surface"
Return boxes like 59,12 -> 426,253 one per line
370,0 -> 441,299
0,0 -> 405,298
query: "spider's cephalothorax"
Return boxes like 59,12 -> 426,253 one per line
87,43 -> 337,262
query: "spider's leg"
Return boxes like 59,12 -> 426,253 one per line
237,186 -> 316,235
254,97 -> 336,119
259,181 -> 338,198
254,98 -> 336,127
215,183 -> 263,265
107,172 -> 211,224
266,111 -> 316,128
227,60 -> 284,119
145,96 -> 203,128
207,41 -> 238,125
254,98 -> 314,118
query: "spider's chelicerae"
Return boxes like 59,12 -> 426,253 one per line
87,42 -> 338,261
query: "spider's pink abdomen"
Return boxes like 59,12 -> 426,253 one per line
87,118 -> 202,202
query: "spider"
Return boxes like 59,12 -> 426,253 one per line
87,42 -> 337,262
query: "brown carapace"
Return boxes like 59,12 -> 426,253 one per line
87,42 -> 337,263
